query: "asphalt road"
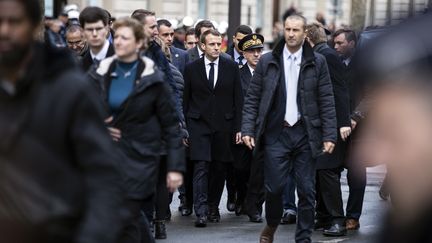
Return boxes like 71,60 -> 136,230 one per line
160,166 -> 388,243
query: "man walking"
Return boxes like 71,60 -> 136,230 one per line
242,15 -> 337,243
183,29 -> 242,227
306,23 -> 351,236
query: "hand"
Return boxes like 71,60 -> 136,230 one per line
242,136 -> 255,150
235,132 -> 243,144
340,126 -> 352,141
183,138 -> 189,147
166,171 -> 183,192
107,127 -> 121,141
351,119 -> 357,130
323,141 -> 335,154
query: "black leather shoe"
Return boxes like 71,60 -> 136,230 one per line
195,216 -> 207,227
208,208 -> 221,223
280,211 -> 296,225
227,202 -> 236,212
323,223 -> 347,237
181,206 -> 192,216
154,220 -> 167,239
248,214 -> 263,223
227,193 -> 236,212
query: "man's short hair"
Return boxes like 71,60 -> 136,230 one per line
113,17 -> 146,42
234,25 -> 253,36
306,23 -> 327,45
195,20 -> 214,38
18,0 -> 42,26
186,28 -> 196,37
284,14 -> 307,30
79,7 -> 109,27
200,29 -> 221,44
333,28 -> 357,43
157,19 -> 172,30
131,9 -> 155,25
66,25 -> 84,36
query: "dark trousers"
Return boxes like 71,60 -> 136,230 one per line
346,165 -> 366,220
208,162 -> 231,209
155,156 -> 169,220
226,163 -> 236,203
119,199 -> 154,243
233,145 -> 253,207
282,173 -> 297,212
193,160 -> 231,216
178,157 -> 195,208
245,149 -> 265,215
316,168 -> 345,224
264,123 -> 316,243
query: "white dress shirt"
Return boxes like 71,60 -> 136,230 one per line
247,64 -> 255,76
283,45 -> 302,125
198,47 -> 204,58
90,39 -> 110,61
204,56 -> 219,87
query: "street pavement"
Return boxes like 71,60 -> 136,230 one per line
162,166 -> 388,243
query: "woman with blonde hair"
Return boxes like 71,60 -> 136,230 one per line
87,17 -> 185,243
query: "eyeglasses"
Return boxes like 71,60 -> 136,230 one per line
67,40 -> 84,47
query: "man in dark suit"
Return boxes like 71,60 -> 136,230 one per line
242,15 -> 337,243
157,19 -> 189,75
185,19 -> 235,213
79,6 -> 115,72
333,28 -> 366,231
183,29 -> 242,227
234,33 -> 266,223
306,23 -> 351,237
226,25 -> 252,68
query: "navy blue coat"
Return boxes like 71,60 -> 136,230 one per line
170,46 -> 189,75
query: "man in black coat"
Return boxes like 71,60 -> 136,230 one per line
333,28 -> 366,231
0,1 -> 124,242
242,15 -> 337,243
306,23 -> 351,236
233,33 -> 267,223
79,6 -> 115,72
183,29 -> 242,227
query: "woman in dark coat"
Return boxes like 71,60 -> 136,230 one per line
87,17 -> 185,243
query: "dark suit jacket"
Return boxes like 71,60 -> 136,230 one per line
183,56 -> 242,162
187,46 -> 231,63
314,42 -> 350,169
170,46 -> 189,75
81,43 -> 115,72
239,65 -> 253,97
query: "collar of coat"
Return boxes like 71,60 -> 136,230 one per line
272,38 -> 315,65
96,55 -> 156,78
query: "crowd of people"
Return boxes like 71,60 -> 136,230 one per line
3,0 -> 432,243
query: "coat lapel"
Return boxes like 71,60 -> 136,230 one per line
199,58 -> 212,91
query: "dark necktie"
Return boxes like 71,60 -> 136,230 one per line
209,63 -> 215,88
237,55 -> 244,65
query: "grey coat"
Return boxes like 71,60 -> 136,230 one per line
241,40 -> 337,158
